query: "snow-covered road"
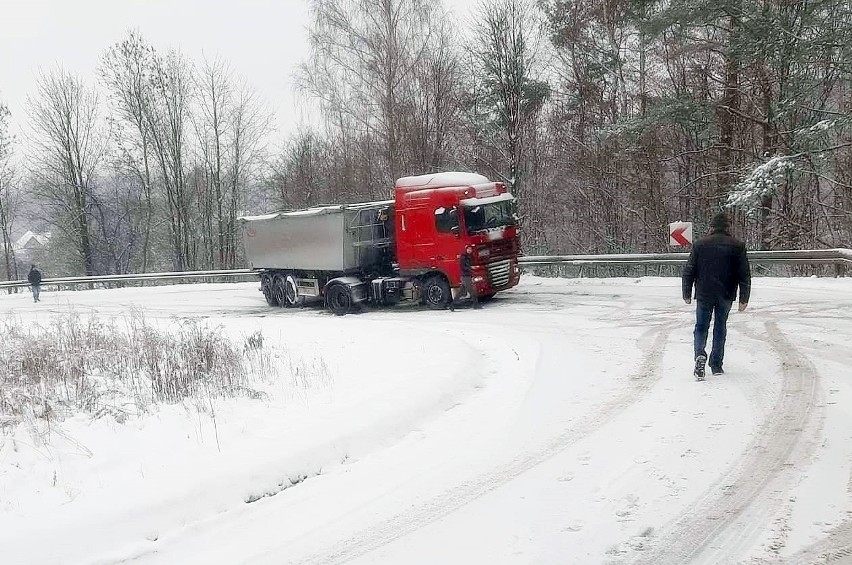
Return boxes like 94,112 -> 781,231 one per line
1,275 -> 851,564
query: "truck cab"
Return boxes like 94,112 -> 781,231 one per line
394,172 -> 521,306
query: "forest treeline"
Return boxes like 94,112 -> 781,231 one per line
1,0 -> 850,278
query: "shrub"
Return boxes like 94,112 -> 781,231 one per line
0,312 -> 262,428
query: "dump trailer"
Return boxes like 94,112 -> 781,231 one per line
240,172 -> 521,315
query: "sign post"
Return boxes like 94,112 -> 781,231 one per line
669,221 -> 693,247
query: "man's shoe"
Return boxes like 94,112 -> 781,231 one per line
694,355 -> 707,381
710,366 -> 724,375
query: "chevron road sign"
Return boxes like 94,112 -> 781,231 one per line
669,222 -> 693,247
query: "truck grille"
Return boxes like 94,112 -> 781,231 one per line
486,259 -> 512,288
488,239 -> 514,257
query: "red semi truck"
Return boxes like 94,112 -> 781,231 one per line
239,172 -> 521,314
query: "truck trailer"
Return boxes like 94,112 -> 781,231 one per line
239,172 -> 521,315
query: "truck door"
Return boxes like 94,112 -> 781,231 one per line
432,205 -> 461,284
405,205 -> 435,269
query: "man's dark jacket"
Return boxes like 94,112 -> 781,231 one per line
28,268 -> 42,285
682,230 -> 751,304
459,252 -> 473,277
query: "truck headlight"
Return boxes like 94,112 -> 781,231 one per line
473,276 -> 485,283
478,248 -> 490,258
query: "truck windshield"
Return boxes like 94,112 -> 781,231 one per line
463,199 -> 517,233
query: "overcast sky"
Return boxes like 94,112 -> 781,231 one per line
0,0 -> 476,148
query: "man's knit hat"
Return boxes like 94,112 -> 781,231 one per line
710,212 -> 730,231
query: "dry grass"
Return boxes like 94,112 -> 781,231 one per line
0,312 -> 271,428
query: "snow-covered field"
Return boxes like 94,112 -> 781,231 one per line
1,275 -> 851,565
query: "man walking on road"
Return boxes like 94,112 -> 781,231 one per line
682,212 -> 751,380
28,264 -> 42,303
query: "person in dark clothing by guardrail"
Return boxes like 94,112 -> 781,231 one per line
27,264 -> 42,303
682,213 -> 751,381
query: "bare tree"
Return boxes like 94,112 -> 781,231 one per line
28,68 -> 104,276
226,79 -> 270,265
269,128 -> 329,209
143,49 -> 196,270
468,0 -> 550,200
299,0 -> 451,184
0,100 -> 21,280
193,57 -> 270,269
193,57 -> 231,268
403,18 -> 467,172
100,30 -> 158,271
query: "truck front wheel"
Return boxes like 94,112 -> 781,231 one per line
423,275 -> 451,310
326,285 -> 353,316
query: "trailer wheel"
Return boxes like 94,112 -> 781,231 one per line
326,285 -> 353,316
423,275 -> 451,309
284,275 -> 299,307
272,274 -> 288,307
261,274 -> 279,306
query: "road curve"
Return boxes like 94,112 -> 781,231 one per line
297,321 -> 679,565
628,318 -> 823,565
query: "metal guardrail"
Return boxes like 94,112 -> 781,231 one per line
0,249 -> 849,291
518,248 -> 852,266
0,269 -> 254,290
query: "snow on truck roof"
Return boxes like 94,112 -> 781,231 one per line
240,200 -> 393,222
395,172 -> 489,189
460,192 -> 515,207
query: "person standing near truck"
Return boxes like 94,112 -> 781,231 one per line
682,212 -> 751,380
28,264 -> 42,303
449,249 -> 480,311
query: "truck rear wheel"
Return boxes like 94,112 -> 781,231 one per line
326,285 -> 353,316
423,275 -> 451,310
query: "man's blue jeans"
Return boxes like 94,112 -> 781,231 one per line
31,284 -> 40,302
694,299 -> 733,369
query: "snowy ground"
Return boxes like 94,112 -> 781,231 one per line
1,275 -> 851,565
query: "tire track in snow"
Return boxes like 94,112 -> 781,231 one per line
765,329 -> 852,565
628,320 -> 822,565
295,321 -> 678,565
